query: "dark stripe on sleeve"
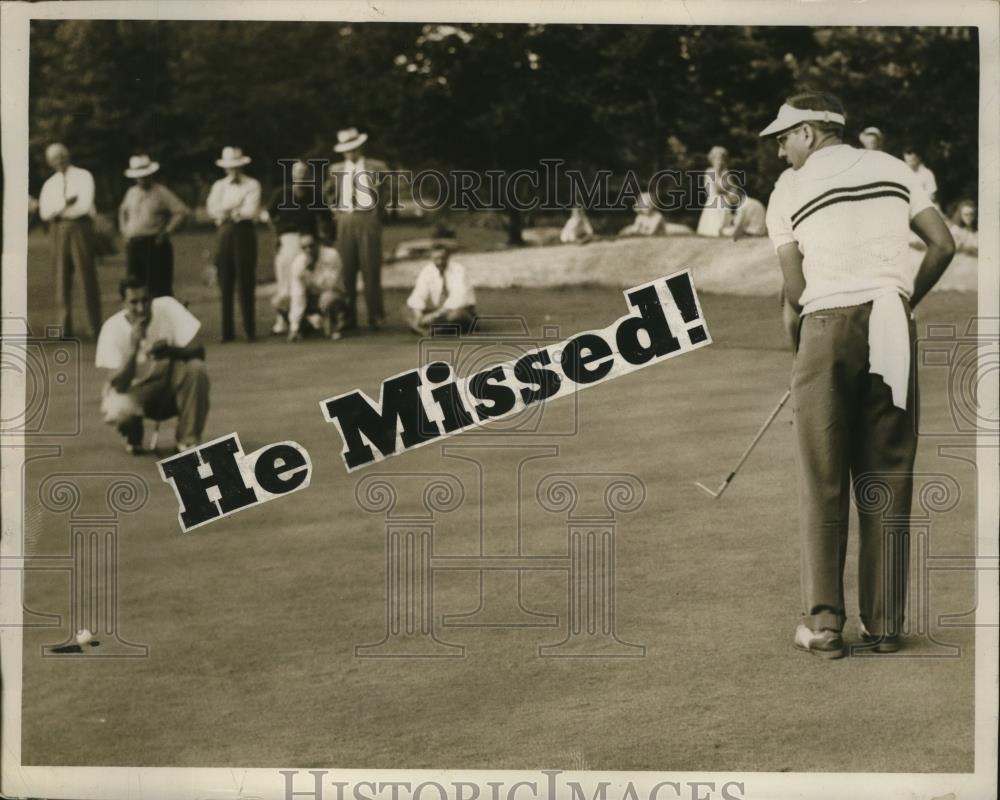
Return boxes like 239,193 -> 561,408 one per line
790,181 -> 910,225
791,190 -> 910,231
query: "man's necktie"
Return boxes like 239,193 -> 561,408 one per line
438,272 -> 449,309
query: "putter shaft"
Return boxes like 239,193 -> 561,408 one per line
695,389 -> 791,499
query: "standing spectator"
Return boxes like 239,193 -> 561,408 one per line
118,154 -> 189,298
406,241 -> 477,336
560,206 -> 595,244
948,199 -> 978,255
696,145 -> 738,237
858,126 -> 884,151
38,143 -> 101,338
329,127 -> 389,331
267,160 -> 332,334
207,146 -> 261,342
761,91 -> 955,658
902,146 -> 938,205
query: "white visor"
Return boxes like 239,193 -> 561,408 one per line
759,103 -> 846,137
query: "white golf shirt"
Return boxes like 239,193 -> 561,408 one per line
766,144 -> 934,409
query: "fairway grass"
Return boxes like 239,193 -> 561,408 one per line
15,230 -> 978,771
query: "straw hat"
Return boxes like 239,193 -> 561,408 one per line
124,154 -> 160,178
215,146 -> 251,168
333,127 -> 369,153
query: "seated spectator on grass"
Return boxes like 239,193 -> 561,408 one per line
619,193 -> 693,237
273,233 -> 347,342
96,275 -> 209,455
407,241 -> 477,336
948,199 -> 978,255
560,206 -> 595,244
620,192 -> 667,237
721,196 -> 768,241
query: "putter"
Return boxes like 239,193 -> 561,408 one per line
695,388 -> 791,499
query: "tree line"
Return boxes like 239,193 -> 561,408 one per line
28,21 -> 979,239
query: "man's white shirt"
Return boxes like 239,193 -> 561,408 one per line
39,165 -> 96,221
912,163 -> 938,199
206,174 -> 262,224
406,261 -> 476,312
335,157 -> 377,212
95,297 -> 200,385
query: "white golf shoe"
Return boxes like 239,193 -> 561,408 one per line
793,623 -> 845,659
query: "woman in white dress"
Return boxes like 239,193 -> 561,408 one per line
697,145 -> 736,237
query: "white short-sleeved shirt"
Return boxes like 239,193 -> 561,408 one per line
766,144 -> 933,313
406,261 -> 476,312
913,163 -> 938,198
95,297 -> 200,385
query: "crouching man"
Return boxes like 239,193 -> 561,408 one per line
274,232 -> 347,341
406,241 -> 477,336
96,275 -> 210,454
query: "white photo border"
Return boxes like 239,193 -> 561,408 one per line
2,1 -> 997,799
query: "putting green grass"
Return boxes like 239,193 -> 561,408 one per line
16,229 -> 978,771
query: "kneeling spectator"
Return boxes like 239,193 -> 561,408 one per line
96,276 -> 209,454
276,233 -> 347,341
407,241 -> 477,335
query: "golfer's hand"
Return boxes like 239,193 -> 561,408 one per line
129,319 -> 148,351
782,296 -> 801,352
150,339 -> 172,359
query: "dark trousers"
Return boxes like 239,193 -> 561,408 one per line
792,302 -> 918,637
113,359 -> 211,448
126,235 -> 174,297
335,210 -> 384,327
52,218 -> 101,337
216,220 -> 257,340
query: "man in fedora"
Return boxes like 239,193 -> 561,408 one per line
207,146 -> 261,342
328,127 -> 389,331
118,154 -> 189,298
38,142 -> 101,338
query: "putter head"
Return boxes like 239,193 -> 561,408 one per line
695,481 -> 722,499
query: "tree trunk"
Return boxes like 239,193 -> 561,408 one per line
506,206 -> 525,246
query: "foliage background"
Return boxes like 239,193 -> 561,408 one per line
28,22 -> 980,225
